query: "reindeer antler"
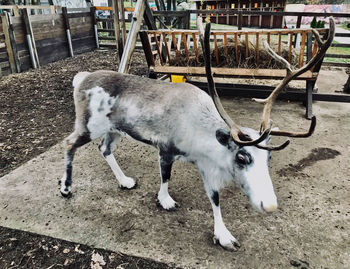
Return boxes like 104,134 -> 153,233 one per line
253,17 -> 335,150
197,16 -> 334,150
197,17 -> 271,146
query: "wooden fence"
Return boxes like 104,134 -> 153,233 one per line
0,5 -> 98,76
154,9 -> 350,68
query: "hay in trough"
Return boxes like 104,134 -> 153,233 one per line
169,38 -> 299,69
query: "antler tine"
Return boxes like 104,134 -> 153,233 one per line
255,18 -> 334,138
197,16 -> 271,146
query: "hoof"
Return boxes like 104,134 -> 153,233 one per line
60,191 -> 72,198
213,236 -> 241,252
156,198 -> 180,211
120,180 -> 138,190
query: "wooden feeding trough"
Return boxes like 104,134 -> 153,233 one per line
139,27 -> 328,118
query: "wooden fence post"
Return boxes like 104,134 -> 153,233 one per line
90,6 -> 99,49
1,13 -> 16,73
112,0 -> 122,56
62,7 -> 74,57
238,11 -> 242,30
118,0 -> 145,73
5,12 -> 21,72
119,0 -> 127,46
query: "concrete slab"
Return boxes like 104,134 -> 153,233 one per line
1,82 -> 350,268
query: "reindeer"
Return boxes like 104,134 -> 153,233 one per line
60,18 -> 334,250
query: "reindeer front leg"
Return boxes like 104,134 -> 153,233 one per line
204,182 -> 241,251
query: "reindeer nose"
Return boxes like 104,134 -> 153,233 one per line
261,201 -> 278,213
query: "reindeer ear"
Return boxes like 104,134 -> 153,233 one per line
216,129 -> 231,147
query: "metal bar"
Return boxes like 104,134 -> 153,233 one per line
62,7 -> 74,57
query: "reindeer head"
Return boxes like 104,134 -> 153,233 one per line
198,17 -> 335,213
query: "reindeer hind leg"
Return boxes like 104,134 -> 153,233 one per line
60,131 -> 91,198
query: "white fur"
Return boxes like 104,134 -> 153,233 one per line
86,87 -> 116,139
72,71 -> 90,88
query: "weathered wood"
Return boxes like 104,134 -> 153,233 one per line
245,32 -> 248,64
118,0 -> 145,73
278,33 -> 281,55
171,32 -> 180,65
22,8 -> 38,69
223,33 -> 228,64
256,32 -> 259,65
120,0 -> 127,46
153,9 -> 350,18
214,33 -> 219,65
299,31 -> 306,67
192,32 -> 199,64
153,32 -> 163,65
182,33 -> 189,62
143,0 -> 157,30
234,32 -> 238,64
1,13 -> 16,73
6,12 -> 20,72
162,33 -> 171,63
112,0 -> 121,56
288,33 -> 293,63
344,74 -> 350,93
146,28 -> 325,36
238,11 -> 242,30
139,30 -> 155,67
67,12 -> 91,19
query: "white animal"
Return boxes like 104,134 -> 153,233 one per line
60,19 -> 334,250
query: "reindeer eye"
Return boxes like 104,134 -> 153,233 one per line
236,154 -> 246,164
235,151 -> 252,167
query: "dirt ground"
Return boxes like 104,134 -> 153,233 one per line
0,50 -> 176,269
1,49 -> 350,269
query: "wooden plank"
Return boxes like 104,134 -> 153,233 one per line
67,12 -> 91,19
214,33 -> 219,66
172,32 -> 180,65
224,33 -> 228,64
139,30 -> 155,67
1,13 -> 15,73
118,0 -> 146,73
322,62 -> 350,68
256,32 -> 259,65
182,33 -> 189,63
153,32 -> 163,65
162,33 -> 171,64
288,33 -> 293,63
146,28 -> 326,36
234,32 -> 238,64
245,33 -> 248,64
192,32 -> 199,64
152,66 -> 318,80
153,10 -> 350,18
6,12 -> 20,72
299,31 -> 306,67
113,0 -> 121,57
278,33 -> 281,55
120,0 -> 127,46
